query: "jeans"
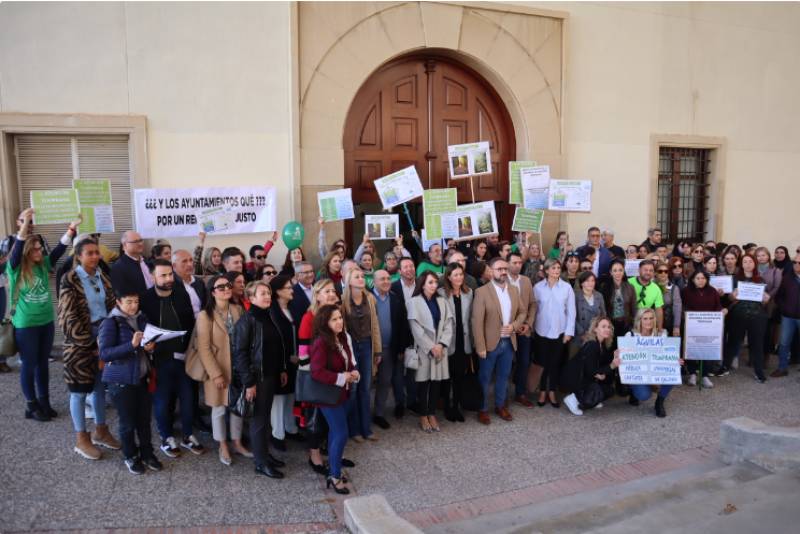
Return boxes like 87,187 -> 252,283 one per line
153,356 -> 194,440
726,313 -> 767,378
374,349 -> 404,417
347,338 -> 373,438
778,316 -> 800,371
514,334 -> 533,397
15,323 -> 55,402
631,384 -> 674,401
321,404 -> 348,478
108,381 -> 154,460
70,373 -> 107,432
250,378 -> 275,468
478,338 -> 514,411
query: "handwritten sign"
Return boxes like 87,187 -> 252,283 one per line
618,336 -> 682,385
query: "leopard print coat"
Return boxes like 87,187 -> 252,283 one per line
57,269 -> 115,393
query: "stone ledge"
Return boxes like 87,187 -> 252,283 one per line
344,495 -> 423,534
720,416 -> 800,471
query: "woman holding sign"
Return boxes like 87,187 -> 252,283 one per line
724,254 -> 770,383
682,270 -> 725,388
9,208 -> 78,422
625,308 -> 682,417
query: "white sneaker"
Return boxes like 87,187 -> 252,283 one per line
732,356 -> 739,370
564,393 -> 583,416
688,374 -> 697,386
702,377 -> 714,388
595,403 -> 603,409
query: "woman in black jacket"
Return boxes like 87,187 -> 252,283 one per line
233,281 -> 288,479
561,317 -> 620,416
268,275 -> 300,449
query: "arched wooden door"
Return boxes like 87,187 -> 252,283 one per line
343,54 -> 516,247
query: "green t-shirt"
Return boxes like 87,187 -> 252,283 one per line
628,276 -> 664,309
7,257 -> 55,328
390,272 -> 401,283
417,261 -> 444,276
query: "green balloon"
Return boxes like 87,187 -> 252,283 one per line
281,221 -> 305,250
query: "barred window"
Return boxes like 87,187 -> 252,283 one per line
657,147 -> 710,243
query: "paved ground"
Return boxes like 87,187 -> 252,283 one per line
2,355 -> 800,532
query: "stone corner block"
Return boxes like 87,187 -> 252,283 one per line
720,417 -> 800,469
344,494 -> 423,534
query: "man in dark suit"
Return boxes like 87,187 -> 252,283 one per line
110,230 -> 153,298
372,269 -> 413,425
576,226 -> 613,280
288,261 -> 315,324
172,249 -> 207,316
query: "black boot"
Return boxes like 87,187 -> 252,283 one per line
654,396 -> 667,418
628,394 -> 640,407
38,396 -> 58,418
25,400 -> 50,422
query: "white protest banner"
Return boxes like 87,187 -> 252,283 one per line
374,166 -> 424,209
133,186 -> 277,238
318,188 -> 355,222
420,228 -> 442,252
548,180 -> 592,212
520,165 -> 550,210
709,275 -> 733,294
625,259 -> 642,277
448,141 -> 492,178
737,281 -> 766,302
509,160 -> 536,204
74,179 -> 114,233
441,201 -> 498,241
684,311 -> 724,360
619,336 -> 682,386
365,214 -> 400,240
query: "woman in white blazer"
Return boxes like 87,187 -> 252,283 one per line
407,271 -> 454,433
438,262 -> 473,423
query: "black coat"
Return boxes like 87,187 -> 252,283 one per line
289,283 -> 311,325
385,290 -> 413,356
111,254 -> 148,298
232,306 -> 286,388
140,285 -> 196,358
270,302 -> 298,395
561,340 -> 614,394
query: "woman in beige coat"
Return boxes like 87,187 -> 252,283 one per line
197,275 -> 252,465
407,271 -> 454,433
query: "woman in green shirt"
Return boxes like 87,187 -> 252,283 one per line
8,208 -> 78,422
548,231 -> 571,261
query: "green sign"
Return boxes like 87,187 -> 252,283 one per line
30,189 -> 80,225
74,179 -> 114,233
422,188 -> 457,240
511,207 -> 544,233
509,160 -> 536,205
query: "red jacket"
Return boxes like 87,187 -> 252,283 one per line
309,336 -> 356,406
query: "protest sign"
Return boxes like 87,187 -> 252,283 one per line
684,311 -> 724,360
318,188 -> 355,222
511,207 -> 544,233
73,179 -> 114,233
133,186 -> 277,238
520,165 -> 550,210
422,188 -> 457,240
618,336 -> 682,386
548,180 -> 592,212
420,228 -> 442,253
737,282 -> 766,302
374,166 -> 424,209
365,214 -> 400,240
447,141 -> 492,178
625,259 -> 642,277
441,201 -> 498,241
709,275 -> 733,294
30,189 -> 81,225
509,160 -> 536,205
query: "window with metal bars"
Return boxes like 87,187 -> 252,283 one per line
657,147 -> 711,244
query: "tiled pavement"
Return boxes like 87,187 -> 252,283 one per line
3,358 -> 800,533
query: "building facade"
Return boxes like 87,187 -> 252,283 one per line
1,1 -> 798,260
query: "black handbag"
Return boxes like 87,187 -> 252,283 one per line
577,382 -> 605,409
460,354 -> 484,412
228,383 -> 254,418
295,368 -> 343,405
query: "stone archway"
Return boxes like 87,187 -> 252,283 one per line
298,1 -> 566,261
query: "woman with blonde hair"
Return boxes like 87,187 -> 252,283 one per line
192,231 -> 223,276
562,316 -> 620,416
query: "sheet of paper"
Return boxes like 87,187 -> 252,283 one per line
364,214 -> 400,240
625,259 -> 643,278
511,207 -> 544,233
548,180 -> 592,212
684,311 -> 724,361
74,179 -> 114,233
508,160 -> 537,205
447,141 -> 492,178
142,324 -> 187,345
318,188 -> 355,222
737,281 -> 766,302
619,336 -> 682,385
374,166 -> 424,209
709,275 -> 733,294
30,189 -> 81,225
422,189 -> 458,240
520,165 -> 550,210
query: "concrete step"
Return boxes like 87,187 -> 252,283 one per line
427,460 -> 778,534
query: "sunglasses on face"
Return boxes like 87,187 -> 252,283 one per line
794,261 -> 800,266
214,283 -> 233,291
657,269 -> 668,274
673,264 -> 683,269
255,255 -> 266,260
263,270 -> 277,276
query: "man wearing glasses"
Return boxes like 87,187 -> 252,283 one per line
576,226 -> 612,278
640,227 -> 663,254
628,260 -> 664,331
773,253 -> 800,377
288,261 -> 316,324
110,231 -> 154,299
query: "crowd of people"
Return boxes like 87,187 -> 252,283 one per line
3,208 -> 800,495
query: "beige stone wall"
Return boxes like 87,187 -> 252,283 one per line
298,1 -> 566,262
